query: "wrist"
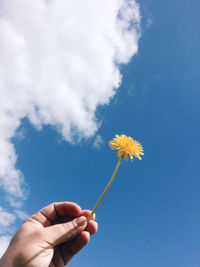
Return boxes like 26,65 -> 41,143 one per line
0,257 -> 11,267
0,250 -> 15,267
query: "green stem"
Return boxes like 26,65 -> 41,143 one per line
87,157 -> 122,223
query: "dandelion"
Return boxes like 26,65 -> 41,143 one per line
87,134 -> 144,222
109,134 -> 144,161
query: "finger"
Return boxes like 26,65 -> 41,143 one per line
54,210 -> 96,225
61,231 -> 90,265
52,246 -> 65,267
44,216 -> 87,246
80,210 -> 96,220
85,220 -> 98,235
79,210 -> 97,234
30,202 -> 82,227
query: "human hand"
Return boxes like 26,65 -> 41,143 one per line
0,202 -> 98,267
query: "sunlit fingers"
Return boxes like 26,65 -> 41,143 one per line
61,231 -> 90,265
80,209 -> 96,220
30,202 -> 82,227
85,220 -> 98,235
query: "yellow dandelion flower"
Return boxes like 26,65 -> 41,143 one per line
109,134 -> 144,161
87,134 -> 144,222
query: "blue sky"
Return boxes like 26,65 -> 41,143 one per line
0,0 -> 200,266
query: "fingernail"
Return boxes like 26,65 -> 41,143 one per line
75,216 -> 86,227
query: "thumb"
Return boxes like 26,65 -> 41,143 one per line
44,216 -> 87,246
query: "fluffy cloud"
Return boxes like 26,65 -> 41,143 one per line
0,206 -> 28,257
0,235 -> 12,258
93,135 -> 104,149
0,0 -> 141,253
0,207 -> 16,232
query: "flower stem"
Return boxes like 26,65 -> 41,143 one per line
87,157 -> 122,223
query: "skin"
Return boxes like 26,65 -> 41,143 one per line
0,202 -> 98,267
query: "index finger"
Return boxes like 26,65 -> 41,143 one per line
29,202 -> 82,227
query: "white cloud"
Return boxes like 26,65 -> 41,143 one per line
0,235 -> 12,258
0,0 -> 141,248
14,209 -> 29,221
0,207 -> 27,257
146,17 -> 153,29
0,207 -> 16,234
93,135 -> 104,149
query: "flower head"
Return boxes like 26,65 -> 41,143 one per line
109,134 -> 144,161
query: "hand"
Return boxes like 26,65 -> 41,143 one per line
0,202 -> 98,267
